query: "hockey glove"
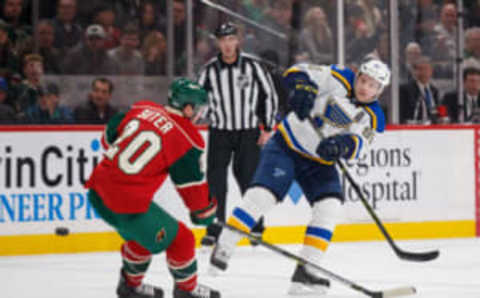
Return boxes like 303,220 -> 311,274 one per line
289,79 -> 318,120
190,196 -> 217,226
316,135 -> 353,161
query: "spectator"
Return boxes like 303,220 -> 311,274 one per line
25,81 -> 73,124
466,0 -> 480,27
13,54 -> 44,118
443,68 -> 480,123
0,0 -> 31,47
345,3 -> 375,63
432,3 -> 457,62
112,0 -> 144,27
142,31 -> 166,76
241,0 -> 269,23
52,0 -> 83,50
365,31 -> 390,62
297,6 -> 333,65
0,20 -> 19,78
0,77 -> 15,123
357,0 -> 383,37
400,42 -> 422,84
159,0 -> 187,63
399,56 -> 440,124
262,0 -> 297,67
62,24 -> 118,74
193,34 -> 215,73
93,5 -> 121,50
108,23 -> 144,75
19,20 -> 62,74
75,0 -> 104,27
139,1 -> 159,43
414,6 -> 438,59
1,0 -> 23,26
74,78 -> 118,124
464,27 -> 480,70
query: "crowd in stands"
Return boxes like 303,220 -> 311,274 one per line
0,0 -> 478,125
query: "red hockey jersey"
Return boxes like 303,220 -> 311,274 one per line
86,100 -> 210,214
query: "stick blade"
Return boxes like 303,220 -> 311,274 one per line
397,249 -> 439,262
380,286 -> 417,298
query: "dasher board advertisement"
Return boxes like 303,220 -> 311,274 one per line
0,126 -> 477,255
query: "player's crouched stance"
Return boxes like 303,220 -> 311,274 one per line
210,60 -> 391,295
85,79 -> 220,298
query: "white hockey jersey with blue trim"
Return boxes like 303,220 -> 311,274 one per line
278,63 -> 385,165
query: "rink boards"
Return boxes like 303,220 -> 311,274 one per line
0,125 -> 478,255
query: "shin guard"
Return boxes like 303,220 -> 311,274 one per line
300,198 -> 341,274
166,221 -> 197,292
121,241 -> 153,288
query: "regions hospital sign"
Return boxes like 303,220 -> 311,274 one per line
0,125 -> 478,255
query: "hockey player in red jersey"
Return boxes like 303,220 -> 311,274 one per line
85,78 -> 221,298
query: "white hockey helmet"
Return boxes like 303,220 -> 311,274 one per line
358,59 -> 391,92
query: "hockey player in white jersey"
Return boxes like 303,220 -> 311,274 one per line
209,59 -> 391,295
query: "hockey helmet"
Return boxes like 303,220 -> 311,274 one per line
214,22 -> 238,38
168,78 -> 207,110
358,59 -> 391,91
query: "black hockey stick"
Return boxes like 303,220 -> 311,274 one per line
336,159 -> 440,262
307,117 -> 439,262
220,222 -> 416,298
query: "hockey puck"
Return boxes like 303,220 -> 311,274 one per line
55,227 -> 69,236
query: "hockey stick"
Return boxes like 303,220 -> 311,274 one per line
307,117 -> 439,261
336,159 -> 440,262
220,222 -> 416,298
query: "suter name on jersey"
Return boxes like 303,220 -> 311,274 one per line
136,108 -> 174,134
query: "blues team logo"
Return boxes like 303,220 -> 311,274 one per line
321,96 -> 353,128
236,74 -> 250,89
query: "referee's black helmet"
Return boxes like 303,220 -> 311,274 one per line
214,22 -> 238,38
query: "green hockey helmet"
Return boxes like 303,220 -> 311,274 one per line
168,78 -> 207,110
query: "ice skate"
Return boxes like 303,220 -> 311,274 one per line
288,264 -> 330,295
117,270 -> 164,298
173,283 -> 221,298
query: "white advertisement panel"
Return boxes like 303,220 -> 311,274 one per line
0,128 -> 476,236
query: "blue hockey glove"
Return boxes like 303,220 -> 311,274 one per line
289,79 -> 318,120
316,135 -> 353,161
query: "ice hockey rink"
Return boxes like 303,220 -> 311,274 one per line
2,237 -> 479,298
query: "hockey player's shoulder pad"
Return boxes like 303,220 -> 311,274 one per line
131,100 -> 162,110
330,65 -> 355,95
363,101 -> 386,133
283,64 -> 311,89
102,112 -> 126,148
167,111 -> 205,150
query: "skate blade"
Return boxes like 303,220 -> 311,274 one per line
288,282 -> 328,296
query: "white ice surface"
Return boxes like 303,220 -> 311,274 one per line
1,238 -> 480,298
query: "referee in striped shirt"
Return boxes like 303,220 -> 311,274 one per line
198,22 -> 278,245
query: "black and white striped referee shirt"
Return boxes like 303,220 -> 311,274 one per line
197,52 -> 278,131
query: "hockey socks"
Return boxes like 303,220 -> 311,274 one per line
299,198 -> 340,276
166,221 -> 198,292
121,241 -> 153,288
211,187 -> 276,271
226,186 -> 276,235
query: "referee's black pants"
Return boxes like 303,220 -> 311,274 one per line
206,128 -> 265,238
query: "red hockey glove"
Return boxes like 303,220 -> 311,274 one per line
190,196 -> 217,226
